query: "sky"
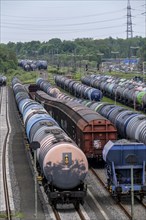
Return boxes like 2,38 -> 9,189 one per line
0,0 -> 146,43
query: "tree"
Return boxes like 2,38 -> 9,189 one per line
0,44 -> 18,73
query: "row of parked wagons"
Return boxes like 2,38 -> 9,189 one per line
55,75 -> 103,101
81,74 -> 146,112
39,75 -> 146,146
18,59 -> 48,71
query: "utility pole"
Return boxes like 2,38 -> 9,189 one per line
126,154 -> 137,220
111,51 -> 120,65
97,53 -> 104,73
126,0 -> 133,39
30,141 -> 40,219
145,0 -> 146,38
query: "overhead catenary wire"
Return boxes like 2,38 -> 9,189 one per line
2,16 -> 125,28
1,24 -> 126,33
1,8 -> 126,21
1,1 -> 145,42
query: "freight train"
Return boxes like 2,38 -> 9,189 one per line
81,75 -> 146,112
33,78 -> 117,160
12,77 -> 88,208
0,75 -> 7,86
103,139 -> 146,201
55,75 -> 103,101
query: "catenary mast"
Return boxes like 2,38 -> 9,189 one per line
126,0 -> 133,39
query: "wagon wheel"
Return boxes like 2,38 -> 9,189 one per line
140,194 -> 144,202
117,195 -> 121,202
74,201 -> 80,210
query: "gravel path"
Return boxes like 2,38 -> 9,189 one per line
8,87 -> 46,220
84,170 -> 129,220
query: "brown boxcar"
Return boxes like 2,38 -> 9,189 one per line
32,90 -> 117,160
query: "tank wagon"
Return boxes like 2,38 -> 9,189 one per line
54,75 -> 103,101
37,60 -> 48,70
81,75 -> 146,112
32,89 -> 117,160
103,139 -> 146,201
0,75 -> 7,86
12,77 -> 88,208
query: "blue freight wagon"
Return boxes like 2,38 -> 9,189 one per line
103,139 -> 146,201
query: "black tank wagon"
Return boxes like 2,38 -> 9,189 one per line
0,75 -> 7,86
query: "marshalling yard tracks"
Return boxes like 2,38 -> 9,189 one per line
90,167 -> 146,220
27,84 -> 145,220
3,82 -> 145,220
0,86 -> 14,220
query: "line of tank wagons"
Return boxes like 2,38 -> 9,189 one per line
18,59 -> 48,71
0,75 -> 7,86
81,74 -> 146,112
55,75 -> 103,101
11,77 -> 88,209
34,76 -> 146,201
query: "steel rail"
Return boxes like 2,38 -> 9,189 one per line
76,207 -> 87,220
52,207 -> 62,220
135,196 -> 146,209
2,87 -> 12,220
52,205 -> 87,220
90,167 -> 132,220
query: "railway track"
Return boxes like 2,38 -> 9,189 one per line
52,205 -> 87,220
90,168 -> 132,219
0,87 -> 12,220
90,167 -> 146,220
135,196 -> 146,209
